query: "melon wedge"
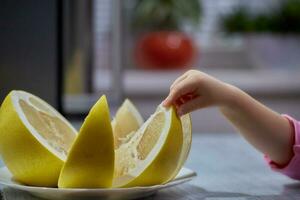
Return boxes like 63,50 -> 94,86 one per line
0,91 -> 77,187
154,106 -> 192,179
112,99 -> 143,149
58,95 -> 114,188
113,105 -> 183,187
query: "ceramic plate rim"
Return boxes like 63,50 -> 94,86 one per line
0,166 -> 197,193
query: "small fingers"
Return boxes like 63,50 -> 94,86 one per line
174,93 -> 197,107
163,79 -> 196,107
177,96 -> 208,116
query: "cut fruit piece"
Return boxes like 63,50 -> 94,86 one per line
112,99 -> 144,149
0,91 -> 77,187
58,95 -> 114,188
155,106 -> 192,180
113,105 -> 183,187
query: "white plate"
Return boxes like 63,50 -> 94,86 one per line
0,167 -> 196,200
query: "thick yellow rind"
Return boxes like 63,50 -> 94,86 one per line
183,114 -> 192,164
169,114 -> 192,180
118,107 -> 183,187
181,114 -> 192,164
58,95 -> 114,188
0,92 -> 64,187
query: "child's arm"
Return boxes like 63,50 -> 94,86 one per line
219,86 -> 293,166
163,70 -> 294,166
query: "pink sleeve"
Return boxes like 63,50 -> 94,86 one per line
265,115 -> 300,180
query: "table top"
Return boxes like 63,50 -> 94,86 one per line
184,133 -> 300,199
1,133 -> 300,200
155,133 -> 300,199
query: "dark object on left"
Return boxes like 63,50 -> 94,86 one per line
0,0 -> 63,111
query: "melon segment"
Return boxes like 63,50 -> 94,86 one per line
112,99 -> 144,149
113,106 -> 183,187
58,95 -> 114,188
0,90 -> 77,187
155,106 -> 192,180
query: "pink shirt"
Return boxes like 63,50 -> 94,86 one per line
265,115 -> 300,180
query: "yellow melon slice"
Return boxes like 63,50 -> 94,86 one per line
113,105 -> 183,187
112,99 -> 143,149
0,90 -> 77,187
58,95 -> 114,188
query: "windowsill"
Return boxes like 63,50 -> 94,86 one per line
64,68 -> 300,114
93,68 -> 300,97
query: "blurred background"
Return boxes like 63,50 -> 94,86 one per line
1,0 -> 300,133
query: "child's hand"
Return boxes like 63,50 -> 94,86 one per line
164,70 -> 293,166
163,70 -> 234,116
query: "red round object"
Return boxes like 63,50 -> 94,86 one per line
134,31 -> 197,70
